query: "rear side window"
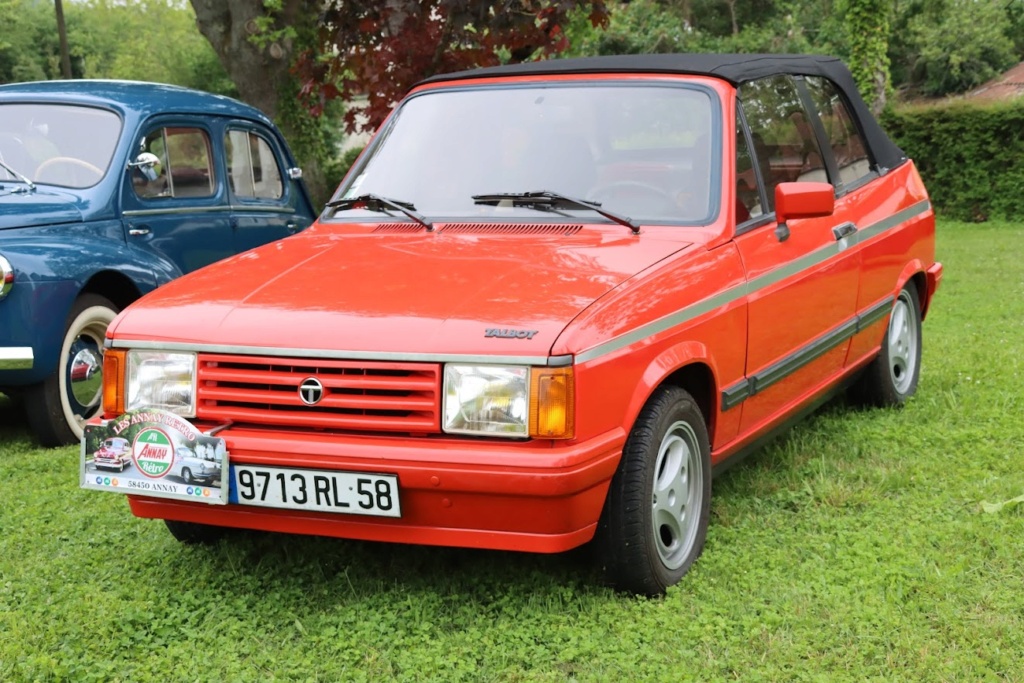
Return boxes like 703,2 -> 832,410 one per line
226,129 -> 284,200
740,76 -> 828,211
134,127 -> 214,199
803,76 -> 873,187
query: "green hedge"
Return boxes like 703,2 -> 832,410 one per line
881,101 -> 1024,221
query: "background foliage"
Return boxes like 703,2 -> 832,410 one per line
883,101 -> 1024,221
0,0 -> 233,94
2,0 -> 1023,211
562,0 -> 1023,101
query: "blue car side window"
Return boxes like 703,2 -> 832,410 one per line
133,127 -> 215,200
225,129 -> 284,201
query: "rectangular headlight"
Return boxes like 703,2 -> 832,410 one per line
126,350 -> 197,417
443,365 -> 528,437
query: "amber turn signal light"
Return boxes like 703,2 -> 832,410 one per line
102,348 -> 126,417
529,367 -> 575,439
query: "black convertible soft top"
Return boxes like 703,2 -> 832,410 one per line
419,54 -> 906,172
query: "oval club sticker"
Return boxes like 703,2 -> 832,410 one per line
133,427 -> 174,478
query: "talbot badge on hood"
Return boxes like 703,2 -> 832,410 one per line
485,328 -> 539,340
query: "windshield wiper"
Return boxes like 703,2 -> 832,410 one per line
472,191 -> 640,234
0,158 -> 35,192
325,193 -> 433,231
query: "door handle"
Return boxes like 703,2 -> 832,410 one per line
286,221 -> 299,233
832,222 -> 857,241
128,226 -> 151,236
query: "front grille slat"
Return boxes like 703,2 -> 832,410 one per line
204,406 -> 438,432
201,367 -> 438,392
197,354 -> 442,434
200,386 -> 437,412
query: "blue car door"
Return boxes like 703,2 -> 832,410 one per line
223,124 -> 313,253
121,120 -> 235,275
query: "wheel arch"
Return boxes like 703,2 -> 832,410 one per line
80,269 -> 144,312
623,341 -> 720,445
894,259 -> 928,312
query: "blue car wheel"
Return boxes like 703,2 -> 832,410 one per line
26,293 -> 118,446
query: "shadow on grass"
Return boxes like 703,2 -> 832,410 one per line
264,529 -> 586,587
153,522 -> 611,606
0,392 -> 30,442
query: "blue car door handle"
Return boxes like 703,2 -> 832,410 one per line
128,226 -> 151,236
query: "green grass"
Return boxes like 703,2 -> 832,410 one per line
2,220 -> 1023,682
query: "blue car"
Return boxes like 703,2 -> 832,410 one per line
0,80 -> 316,446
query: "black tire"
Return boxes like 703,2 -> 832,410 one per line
851,282 -> 922,407
181,468 -> 194,485
25,294 -> 119,447
164,520 -> 228,545
594,386 -> 712,596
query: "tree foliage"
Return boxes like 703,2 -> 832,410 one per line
74,0 -> 235,94
0,0 -> 65,83
0,0 -> 233,93
563,0 -> 1022,103
905,0 -> 1017,97
292,1 -> 610,134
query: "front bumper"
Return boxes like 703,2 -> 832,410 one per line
127,425 -> 625,553
0,347 -> 33,370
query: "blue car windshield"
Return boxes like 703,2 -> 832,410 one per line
331,84 -> 719,225
0,103 -> 122,189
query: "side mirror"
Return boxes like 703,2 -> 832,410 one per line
773,182 -> 834,242
128,152 -> 161,181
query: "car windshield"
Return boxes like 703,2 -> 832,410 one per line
0,103 -> 122,189
330,84 -> 718,225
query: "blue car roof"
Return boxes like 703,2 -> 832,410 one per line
0,79 -> 271,124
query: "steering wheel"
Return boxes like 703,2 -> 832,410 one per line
35,156 -> 104,185
587,180 -> 678,213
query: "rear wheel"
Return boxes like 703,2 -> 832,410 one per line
852,282 -> 922,407
25,294 -> 118,447
164,520 -> 228,544
594,386 -> 712,595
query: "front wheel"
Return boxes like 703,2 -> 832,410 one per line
593,386 -> 712,595
25,294 -> 119,447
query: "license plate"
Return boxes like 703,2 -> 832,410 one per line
229,465 -> 401,518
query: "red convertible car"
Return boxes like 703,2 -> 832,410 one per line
89,54 -> 941,594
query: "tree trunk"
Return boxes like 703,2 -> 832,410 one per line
54,0 -> 72,79
189,0 -> 294,119
188,0 -> 330,203
724,0 -> 738,36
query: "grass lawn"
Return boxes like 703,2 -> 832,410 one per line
1,220 -> 1022,681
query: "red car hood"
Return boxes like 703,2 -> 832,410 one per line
110,224 -> 693,357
